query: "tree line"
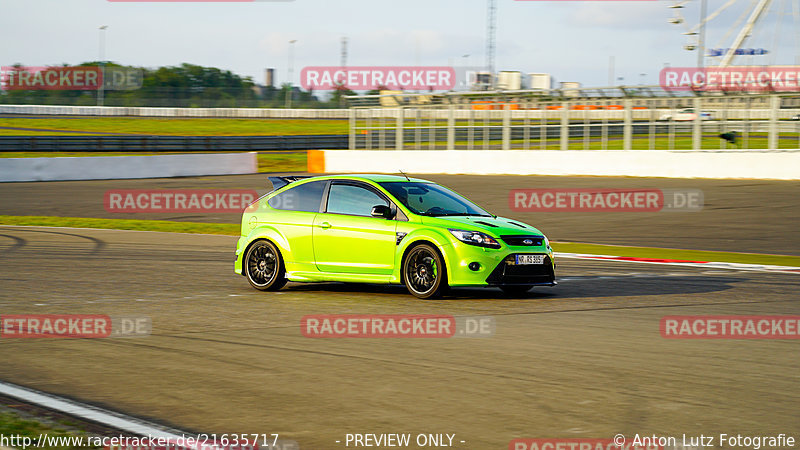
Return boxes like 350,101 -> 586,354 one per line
0,62 -> 357,108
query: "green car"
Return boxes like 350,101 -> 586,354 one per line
235,174 -> 556,299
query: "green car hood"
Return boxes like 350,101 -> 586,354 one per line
419,215 -> 544,237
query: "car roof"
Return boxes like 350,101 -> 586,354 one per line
302,174 -> 433,184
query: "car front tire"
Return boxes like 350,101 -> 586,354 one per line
403,244 -> 448,299
244,240 -> 288,291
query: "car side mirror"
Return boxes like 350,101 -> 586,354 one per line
371,205 -> 394,219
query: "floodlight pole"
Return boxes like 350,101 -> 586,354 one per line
697,0 -> 707,69
98,25 -> 108,107
286,39 -> 297,108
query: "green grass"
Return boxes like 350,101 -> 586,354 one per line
0,129 -> 83,136
1,215 -> 798,267
0,117 -> 347,136
0,410 -> 100,450
0,215 -> 240,236
0,151 -> 308,173
257,152 -> 306,172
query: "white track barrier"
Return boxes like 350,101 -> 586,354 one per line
0,152 -> 257,182
314,149 -> 800,180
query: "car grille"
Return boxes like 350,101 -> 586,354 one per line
500,235 -> 544,246
485,254 -> 555,286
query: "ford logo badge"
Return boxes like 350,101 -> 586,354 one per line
523,239 -> 533,245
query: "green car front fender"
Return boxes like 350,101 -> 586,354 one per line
393,227 -> 456,284
396,227 -> 520,287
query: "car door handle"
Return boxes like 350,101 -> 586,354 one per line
318,222 -> 332,229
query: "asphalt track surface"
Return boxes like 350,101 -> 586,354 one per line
0,175 -> 798,449
1,174 -> 799,255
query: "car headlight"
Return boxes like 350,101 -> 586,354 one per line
449,229 -> 501,249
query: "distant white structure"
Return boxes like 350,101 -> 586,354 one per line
528,73 -> 552,90
560,81 -> 581,97
497,71 -> 522,90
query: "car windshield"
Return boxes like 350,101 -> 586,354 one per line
379,182 -> 491,217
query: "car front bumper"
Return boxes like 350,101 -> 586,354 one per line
442,241 -> 556,287
234,236 -> 246,275
484,254 -> 556,286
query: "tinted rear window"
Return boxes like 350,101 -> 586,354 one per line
268,180 -> 326,212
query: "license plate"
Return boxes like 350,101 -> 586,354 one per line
515,254 -> 544,265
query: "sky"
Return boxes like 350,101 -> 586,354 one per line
1,0 -> 798,90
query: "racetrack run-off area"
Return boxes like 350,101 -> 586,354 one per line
0,174 -> 798,449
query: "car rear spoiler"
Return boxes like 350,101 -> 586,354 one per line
268,176 -> 312,193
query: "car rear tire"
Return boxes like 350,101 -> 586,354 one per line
403,244 -> 448,299
500,285 -> 533,296
244,240 -> 287,291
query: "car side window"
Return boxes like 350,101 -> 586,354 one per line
326,183 -> 389,217
268,180 -> 326,213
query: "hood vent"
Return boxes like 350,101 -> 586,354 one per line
473,221 -> 499,228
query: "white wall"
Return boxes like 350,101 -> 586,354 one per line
0,152 -> 257,182
318,150 -> 800,180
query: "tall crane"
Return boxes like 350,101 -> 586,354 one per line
486,0 -> 497,79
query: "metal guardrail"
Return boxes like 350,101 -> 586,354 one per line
0,135 -> 349,152
346,85 -> 800,108
350,95 -> 800,150
352,122 -> 800,150
0,104 -> 350,118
